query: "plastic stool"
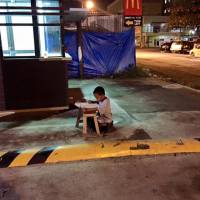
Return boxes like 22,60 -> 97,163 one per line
83,112 -> 101,138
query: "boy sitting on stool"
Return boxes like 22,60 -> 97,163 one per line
88,86 -> 113,133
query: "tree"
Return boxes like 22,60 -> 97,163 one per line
168,0 -> 200,33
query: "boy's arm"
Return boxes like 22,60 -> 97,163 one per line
88,100 -> 98,104
98,99 -> 110,115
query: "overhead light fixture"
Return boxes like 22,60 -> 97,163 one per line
86,0 -> 94,10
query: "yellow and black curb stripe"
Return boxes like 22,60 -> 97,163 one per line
1,138 -> 200,169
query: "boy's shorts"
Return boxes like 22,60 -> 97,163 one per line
87,118 -> 113,133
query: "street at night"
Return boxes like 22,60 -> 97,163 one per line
137,49 -> 200,89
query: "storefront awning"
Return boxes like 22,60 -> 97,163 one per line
64,8 -> 88,22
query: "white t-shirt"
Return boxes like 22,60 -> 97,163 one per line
97,97 -> 112,124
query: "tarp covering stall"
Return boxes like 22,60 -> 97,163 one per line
64,32 -> 80,78
65,28 -> 136,78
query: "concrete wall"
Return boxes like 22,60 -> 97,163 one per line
3,59 -> 68,110
143,16 -> 168,24
143,0 -> 163,16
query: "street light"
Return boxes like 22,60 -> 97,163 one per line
86,0 -> 94,9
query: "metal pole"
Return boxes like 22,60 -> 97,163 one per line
0,32 -> 6,110
60,0 -> 65,57
32,0 -> 40,57
0,32 -> 3,59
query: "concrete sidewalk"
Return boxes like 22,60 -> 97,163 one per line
0,78 -> 200,151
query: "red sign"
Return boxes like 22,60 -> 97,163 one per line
124,0 -> 142,16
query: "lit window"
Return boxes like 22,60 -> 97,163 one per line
38,15 -> 60,24
12,26 -> 35,56
39,26 -> 61,57
0,0 -> 34,56
0,0 -> 61,58
0,25 -> 35,56
0,14 -> 34,56
0,0 -> 31,7
0,26 -> 9,55
11,15 -> 32,23
37,0 -> 59,7
37,0 -> 61,57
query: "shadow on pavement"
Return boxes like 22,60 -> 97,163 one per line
0,178 -> 20,200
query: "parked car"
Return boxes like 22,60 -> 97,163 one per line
190,44 -> 200,57
170,41 -> 194,54
160,42 -> 173,52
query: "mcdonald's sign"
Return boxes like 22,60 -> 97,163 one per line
124,0 -> 142,16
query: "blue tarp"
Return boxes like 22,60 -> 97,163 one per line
65,29 -> 136,78
64,32 -> 80,78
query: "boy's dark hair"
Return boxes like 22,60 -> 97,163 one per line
93,86 -> 105,95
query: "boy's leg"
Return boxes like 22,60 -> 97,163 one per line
94,116 -> 101,136
76,108 -> 82,128
87,117 -> 96,132
99,121 -> 113,133
99,124 -> 109,133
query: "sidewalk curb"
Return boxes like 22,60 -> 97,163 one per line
1,138 -> 200,169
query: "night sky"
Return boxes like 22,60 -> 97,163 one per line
95,0 -> 114,9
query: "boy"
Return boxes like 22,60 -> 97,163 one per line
88,86 -> 113,133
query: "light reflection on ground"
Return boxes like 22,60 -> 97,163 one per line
0,78 -> 200,151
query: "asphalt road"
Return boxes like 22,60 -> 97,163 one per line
136,48 -> 200,89
1,154 -> 200,200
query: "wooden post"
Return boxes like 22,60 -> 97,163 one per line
77,21 -> 84,79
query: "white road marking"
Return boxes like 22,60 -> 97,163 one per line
162,84 -> 184,89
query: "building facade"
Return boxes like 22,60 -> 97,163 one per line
0,0 -> 87,58
107,0 -> 189,47
163,0 -> 200,15
163,0 -> 200,37
0,0 -> 63,57
0,0 -> 85,110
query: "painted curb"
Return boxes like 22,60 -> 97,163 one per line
0,138 -> 200,168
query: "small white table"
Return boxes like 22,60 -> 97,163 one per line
75,102 -> 101,138
75,102 -> 98,110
